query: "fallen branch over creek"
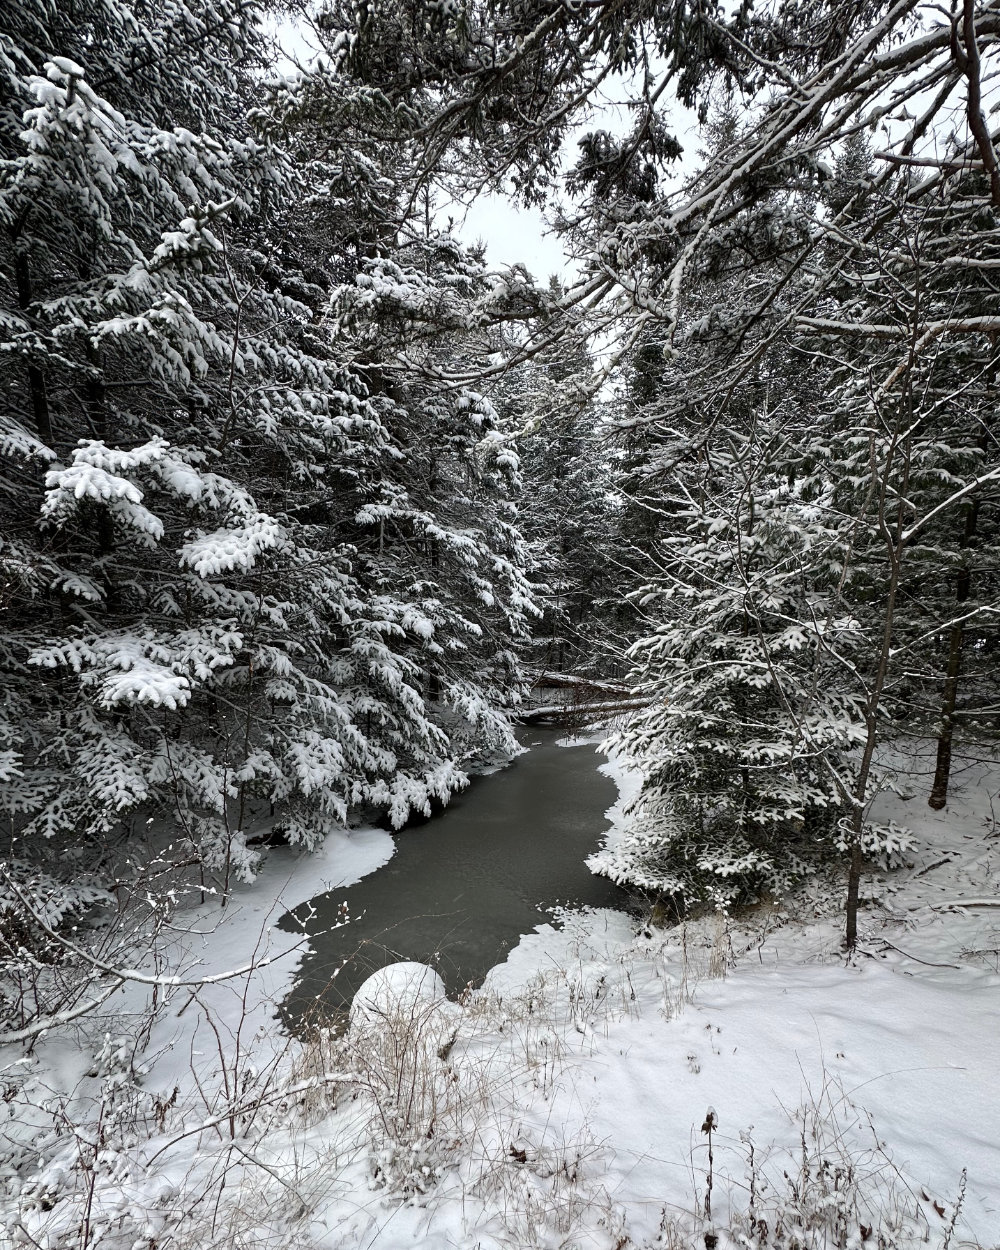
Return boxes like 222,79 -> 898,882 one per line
518,698 -> 647,725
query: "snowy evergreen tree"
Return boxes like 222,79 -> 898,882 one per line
594,98 -> 1000,924
326,223 -> 539,800
591,198 -> 866,909
495,287 -> 615,678
1,18 -> 388,888
790,157 -> 1000,937
0,0 -> 538,935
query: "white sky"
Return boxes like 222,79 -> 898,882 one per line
451,193 -> 567,281
451,63 -> 705,279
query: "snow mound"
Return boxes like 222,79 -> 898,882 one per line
349,961 -> 448,1030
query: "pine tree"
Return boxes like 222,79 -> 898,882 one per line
326,223 -> 539,807
1,22 -> 387,887
595,112 -> 1000,925
498,284 -> 615,678
0,0 -> 538,926
792,157 -> 1000,939
593,290 -> 866,910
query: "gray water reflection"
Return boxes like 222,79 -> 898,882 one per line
279,730 -> 628,1029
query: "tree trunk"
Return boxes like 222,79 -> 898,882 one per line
927,618 -> 964,811
14,251 -> 54,446
929,502 -> 978,809
85,369 -> 117,561
844,427 -> 910,949
844,839 -> 864,950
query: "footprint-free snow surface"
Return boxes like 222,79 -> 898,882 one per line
6,739 -> 999,1250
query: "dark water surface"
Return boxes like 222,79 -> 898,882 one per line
279,729 -> 628,1029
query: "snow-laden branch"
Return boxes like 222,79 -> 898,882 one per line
888,604 -> 1000,659
796,315 -> 1000,339
900,469 -> 1000,544
141,1071 -> 354,1167
0,866 -> 331,1046
797,314 -> 1000,400
0,980 -> 126,1046
953,0 -> 1000,207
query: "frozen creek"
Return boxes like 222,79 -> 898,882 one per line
279,728 -> 627,1028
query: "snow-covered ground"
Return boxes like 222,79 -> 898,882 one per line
3,740 -> 999,1249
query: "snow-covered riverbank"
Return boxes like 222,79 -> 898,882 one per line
3,740 -> 999,1249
